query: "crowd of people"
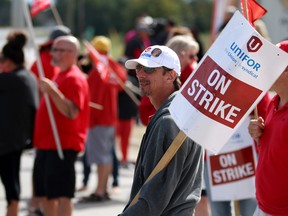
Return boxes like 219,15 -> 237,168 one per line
0,11 -> 288,216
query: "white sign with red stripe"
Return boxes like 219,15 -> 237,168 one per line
169,11 -> 288,153
207,117 -> 257,201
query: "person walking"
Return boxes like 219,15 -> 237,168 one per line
119,45 -> 204,215
32,35 -> 90,216
0,31 -> 38,216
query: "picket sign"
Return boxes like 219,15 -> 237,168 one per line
169,11 -> 288,154
207,116 -> 257,201
126,10 -> 288,209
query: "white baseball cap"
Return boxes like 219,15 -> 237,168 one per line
125,45 -> 181,76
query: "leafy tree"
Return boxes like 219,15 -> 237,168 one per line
55,0 -> 213,37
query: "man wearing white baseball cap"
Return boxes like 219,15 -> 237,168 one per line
125,45 -> 181,75
119,45 -> 204,216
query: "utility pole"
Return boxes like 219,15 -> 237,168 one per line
11,0 -> 25,27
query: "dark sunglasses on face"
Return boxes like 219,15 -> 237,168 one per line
51,47 -> 72,53
189,54 -> 197,59
135,65 -> 157,74
135,65 -> 173,74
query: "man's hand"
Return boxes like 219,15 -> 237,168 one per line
39,78 -> 79,119
39,78 -> 57,95
248,117 -> 264,144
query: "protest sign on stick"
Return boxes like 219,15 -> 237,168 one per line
127,10 -> 288,208
207,117 -> 257,201
169,10 -> 288,154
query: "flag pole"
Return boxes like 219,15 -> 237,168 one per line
83,40 -> 140,106
243,0 -> 250,23
109,68 -> 140,106
232,1 -> 248,215
233,1 -> 257,215
89,102 -> 103,110
21,0 -> 64,160
242,0 -> 258,119
50,4 -> 63,25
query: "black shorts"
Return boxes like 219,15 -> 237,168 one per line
0,150 -> 22,204
33,149 -> 77,199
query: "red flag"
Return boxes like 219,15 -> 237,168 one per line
108,58 -> 127,83
30,0 -> 51,17
83,40 -> 110,82
241,0 -> 267,25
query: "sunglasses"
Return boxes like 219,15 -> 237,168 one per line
135,65 -> 158,74
189,54 -> 197,59
51,48 -> 72,53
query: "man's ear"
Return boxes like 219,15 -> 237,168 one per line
166,70 -> 177,81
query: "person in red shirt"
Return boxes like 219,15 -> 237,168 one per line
80,36 -> 126,202
28,25 -> 72,216
248,40 -> 288,216
32,35 -> 90,216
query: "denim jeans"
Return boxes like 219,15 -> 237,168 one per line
82,152 -> 91,186
253,206 -> 271,216
204,161 -> 257,216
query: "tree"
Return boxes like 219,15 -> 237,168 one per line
55,0 -> 213,38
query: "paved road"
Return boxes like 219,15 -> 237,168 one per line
0,125 -> 145,216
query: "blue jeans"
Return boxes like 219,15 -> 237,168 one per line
112,146 -> 119,187
253,206 -> 271,216
82,152 -> 91,186
204,161 -> 257,216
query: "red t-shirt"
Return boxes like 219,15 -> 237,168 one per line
138,96 -> 156,126
180,63 -> 195,85
259,93 -> 271,117
33,65 -> 90,152
256,95 -> 288,215
87,59 -> 126,127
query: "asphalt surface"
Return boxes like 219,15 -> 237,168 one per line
0,124 -> 145,216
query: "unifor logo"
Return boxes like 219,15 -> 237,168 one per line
247,36 -> 263,53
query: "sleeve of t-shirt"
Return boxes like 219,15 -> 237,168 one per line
59,76 -> 87,111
